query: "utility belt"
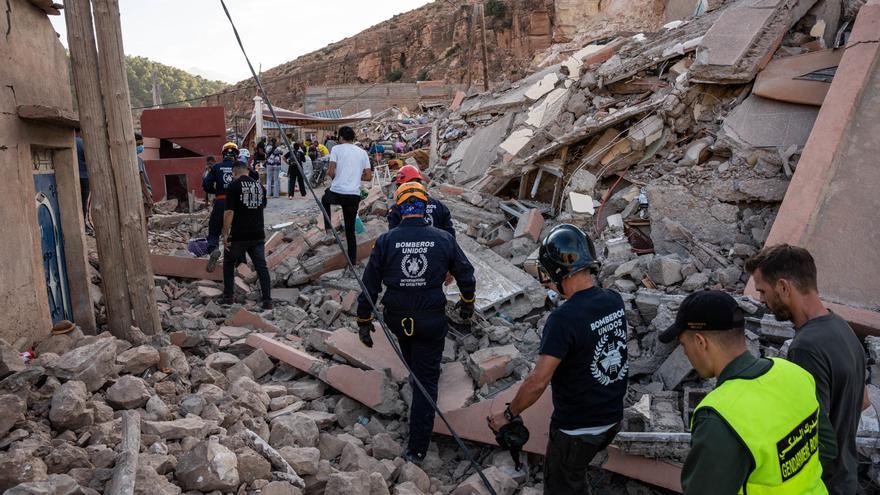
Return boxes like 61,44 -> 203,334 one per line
383,308 -> 446,338
214,194 -> 226,200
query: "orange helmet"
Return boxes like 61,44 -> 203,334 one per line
395,181 -> 428,206
221,142 -> 239,157
395,165 -> 424,184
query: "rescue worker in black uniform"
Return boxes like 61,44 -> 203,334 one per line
386,165 -> 454,237
356,181 -> 476,464
203,142 -> 257,272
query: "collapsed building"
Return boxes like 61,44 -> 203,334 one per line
1,0 -> 879,494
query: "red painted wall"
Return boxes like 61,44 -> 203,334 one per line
145,157 -> 208,202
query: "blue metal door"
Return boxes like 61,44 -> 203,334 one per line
33,150 -> 72,324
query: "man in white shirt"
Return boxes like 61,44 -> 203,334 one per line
321,126 -> 372,263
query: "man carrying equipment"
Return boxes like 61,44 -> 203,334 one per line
386,165 -> 454,237
661,289 -> 837,494
488,224 -> 627,495
203,142 -> 239,272
356,181 -> 476,464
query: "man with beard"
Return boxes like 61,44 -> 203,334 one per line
747,244 -> 865,495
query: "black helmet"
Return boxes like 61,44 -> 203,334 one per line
538,224 -> 599,292
494,417 -> 530,471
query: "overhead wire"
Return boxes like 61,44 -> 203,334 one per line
217,2 -> 498,493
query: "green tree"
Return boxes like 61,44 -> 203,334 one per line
124,56 -> 228,108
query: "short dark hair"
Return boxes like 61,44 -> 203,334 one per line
745,244 -> 818,293
232,162 -> 248,173
338,126 -> 356,142
693,327 -> 745,348
134,132 -> 142,141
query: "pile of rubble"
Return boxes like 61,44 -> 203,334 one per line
19,1 -> 877,494
430,0 -> 857,301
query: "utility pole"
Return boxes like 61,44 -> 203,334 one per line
480,2 -> 490,92
64,0 -> 162,338
93,0 -> 162,335
465,1 -> 479,90
151,64 -> 162,108
64,0 -> 133,335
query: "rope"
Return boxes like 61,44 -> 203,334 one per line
218,2 -> 498,493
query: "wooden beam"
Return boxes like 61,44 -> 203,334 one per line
63,0 -> 134,334
92,0 -> 162,335
16,105 -> 79,127
106,411 -> 140,495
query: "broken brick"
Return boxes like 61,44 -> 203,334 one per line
150,254 -> 222,282
225,308 -> 280,333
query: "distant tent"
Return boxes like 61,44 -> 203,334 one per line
244,104 -> 370,144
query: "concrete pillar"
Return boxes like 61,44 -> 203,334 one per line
253,96 -> 264,141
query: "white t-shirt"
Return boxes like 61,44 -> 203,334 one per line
328,143 -> 371,195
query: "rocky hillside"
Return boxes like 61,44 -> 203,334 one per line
216,0 -> 560,118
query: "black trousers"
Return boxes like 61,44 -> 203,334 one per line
387,311 -> 447,456
543,424 -> 620,495
207,198 -> 225,251
79,178 -> 90,224
320,190 -> 361,264
288,164 -> 306,197
222,240 -> 271,302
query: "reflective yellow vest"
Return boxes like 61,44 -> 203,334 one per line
693,358 -> 827,495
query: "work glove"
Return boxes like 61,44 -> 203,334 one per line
457,297 -> 475,321
356,317 -> 374,348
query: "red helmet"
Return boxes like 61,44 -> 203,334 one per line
395,165 -> 424,184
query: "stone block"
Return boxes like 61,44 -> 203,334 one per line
242,348 -> 275,379
513,209 -> 543,243
655,345 -> 693,390
647,256 -> 684,286
467,344 -> 520,386
175,438 -> 239,492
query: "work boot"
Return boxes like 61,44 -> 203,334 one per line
219,295 -> 234,306
206,248 -> 221,273
262,300 -> 274,311
402,450 -> 425,466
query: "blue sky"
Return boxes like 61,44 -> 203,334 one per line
50,0 -> 432,83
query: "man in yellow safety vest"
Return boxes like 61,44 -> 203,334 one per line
660,289 -> 838,494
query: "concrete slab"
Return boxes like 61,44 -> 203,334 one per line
437,362 -> 474,412
246,334 -> 324,375
150,254 -> 223,282
451,113 -> 514,185
325,327 -> 409,382
747,2 -> 880,336
690,0 -> 818,83
459,65 -> 561,116
753,49 -> 843,106
524,73 -> 560,101
225,308 -> 280,333
267,237 -> 308,270
525,88 -> 568,128
433,380 -> 552,455
322,365 -> 399,414
499,128 -> 535,156
449,235 -> 546,319
603,446 -> 683,492
721,95 -> 819,149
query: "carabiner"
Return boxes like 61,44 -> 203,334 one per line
401,317 -> 415,337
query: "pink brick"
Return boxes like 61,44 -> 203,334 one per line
325,327 -> 409,382
225,308 -> 280,333
245,333 -> 323,374
150,254 -> 222,281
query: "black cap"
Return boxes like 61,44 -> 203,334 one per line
658,290 -> 745,343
